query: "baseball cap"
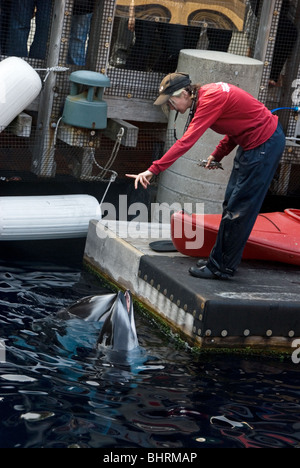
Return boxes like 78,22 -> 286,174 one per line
154,73 -> 192,106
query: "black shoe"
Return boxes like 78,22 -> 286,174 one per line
189,266 -> 219,280
196,259 -> 207,268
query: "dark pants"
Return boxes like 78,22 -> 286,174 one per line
7,0 -> 52,59
206,122 -> 286,278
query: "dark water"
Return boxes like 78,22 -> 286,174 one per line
0,259 -> 299,449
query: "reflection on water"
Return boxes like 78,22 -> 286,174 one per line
0,261 -> 299,448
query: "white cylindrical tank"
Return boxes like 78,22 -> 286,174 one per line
0,195 -> 101,240
0,57 -> 42,131
156,50 -> 264,215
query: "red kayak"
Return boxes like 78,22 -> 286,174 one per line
171,209 -> 300,266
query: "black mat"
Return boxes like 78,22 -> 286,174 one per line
149,240 -> 178,252
139,255 -> 300,338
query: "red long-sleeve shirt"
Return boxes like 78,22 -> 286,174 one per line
148,83 -> 278,175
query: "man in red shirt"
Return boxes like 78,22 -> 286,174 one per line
127,73 -> 286,279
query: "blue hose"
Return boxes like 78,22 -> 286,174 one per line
271,106 -> 300,113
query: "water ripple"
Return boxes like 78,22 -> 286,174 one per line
0,262 -> 299,448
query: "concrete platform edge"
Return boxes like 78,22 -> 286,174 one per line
83,220 -> 298,355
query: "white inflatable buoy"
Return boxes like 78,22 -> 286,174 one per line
0,195 -> 101,240
0,57 -> 42,131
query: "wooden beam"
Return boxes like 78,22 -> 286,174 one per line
9,113 -> 32,138
26,95 -> 168,124
31,0 -> 67,177
104,118 -> 139,147
106,96 -> 167,123
57,122 -> 102,147
254,0 -> 277,62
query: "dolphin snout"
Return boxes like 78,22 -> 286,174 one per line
124,290 -> 131,314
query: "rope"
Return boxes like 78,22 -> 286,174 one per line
52,118 -> 122,184
93,127 -> 124,180
34,66 -> 70,82
78,128 -> 124,208
82,127 -> 123,183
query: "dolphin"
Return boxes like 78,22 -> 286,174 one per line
58,290 -> 139,352
98,290 -> 138,351
58,293 -> 117,321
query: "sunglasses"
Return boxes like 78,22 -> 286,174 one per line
168,97 -> 178,110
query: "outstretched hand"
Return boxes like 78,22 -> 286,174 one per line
205,155 -> 216,169
126,170 -> 154,189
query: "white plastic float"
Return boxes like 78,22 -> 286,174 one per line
0,57 -> 42,131
0,195 -> 101,240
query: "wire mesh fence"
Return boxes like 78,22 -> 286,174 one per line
0,0 -> 299,198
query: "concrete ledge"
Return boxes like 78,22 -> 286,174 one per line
84,220 -> 197,343
83,219 -> 300,353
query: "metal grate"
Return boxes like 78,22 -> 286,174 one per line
0,0 -> 298,199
